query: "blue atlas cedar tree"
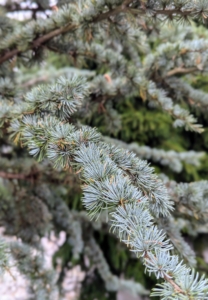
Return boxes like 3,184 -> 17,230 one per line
1,0 -> 208,299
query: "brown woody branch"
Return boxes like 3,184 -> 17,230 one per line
21,75 -> 48,88
164,274 -> 185,295
0,171 -> 26,179
144,253 -> 186,295
0,170 -> 39,180
166,67 -> 198,77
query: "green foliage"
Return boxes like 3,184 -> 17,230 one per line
80,272 -> 117,300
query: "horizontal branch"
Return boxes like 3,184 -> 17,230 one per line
166,67 -> 198,77
0,170 -> 39,180
0,171 -> 26,179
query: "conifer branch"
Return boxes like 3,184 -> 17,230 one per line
1,1 -> 208,298
7,76 -> 208,298
166,77 -> 208,110
0,2 -> 133,65
1,1 -> 206,65
102,136 -> 204,173
0,23 -> 78,65
163,274 -> 185,295
166,67 -> 198,77
92,0 -> 133,22
154,8 -> 193,18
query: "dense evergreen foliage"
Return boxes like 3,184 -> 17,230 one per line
1,1 -> 208,299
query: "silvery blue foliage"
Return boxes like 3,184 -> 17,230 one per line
103,136 -> 204,173
144,250 -> 184,279
1,1 -> 208,298
6,75 -> 207,298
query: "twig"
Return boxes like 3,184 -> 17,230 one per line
0,170 -> 39,180
144,253 -> 186,295
166,67 -> 198,77
22,75 -> 48,88
164,274 -> 185,295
